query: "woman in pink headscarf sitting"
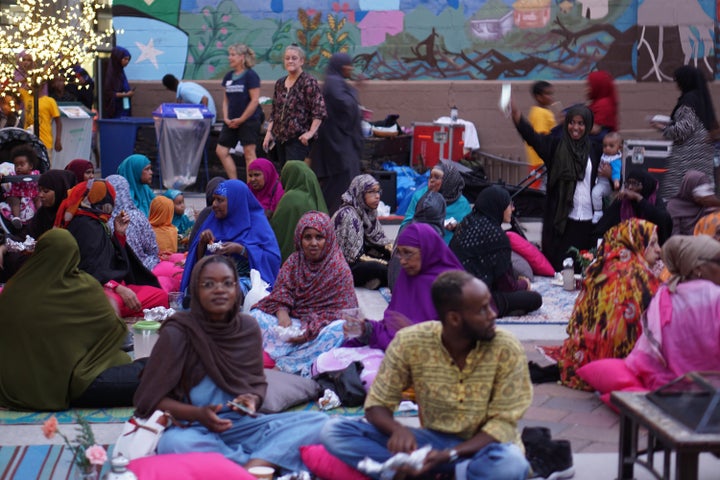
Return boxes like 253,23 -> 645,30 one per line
247,158 -> 284,219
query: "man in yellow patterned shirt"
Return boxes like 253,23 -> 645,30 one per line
321,270 -> 532,479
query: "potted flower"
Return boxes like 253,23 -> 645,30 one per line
42,415 -> 107,479
567,246 -> 597,276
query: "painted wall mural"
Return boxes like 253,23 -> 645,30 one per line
112,0 -> 717,82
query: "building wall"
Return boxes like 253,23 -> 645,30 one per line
132,79 -> 720,159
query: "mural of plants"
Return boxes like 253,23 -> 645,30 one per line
321,13 -> 351,59
186,2 -> 238,78
296,9 -> 323,69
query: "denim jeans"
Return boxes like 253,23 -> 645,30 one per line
321,417 -> 529,480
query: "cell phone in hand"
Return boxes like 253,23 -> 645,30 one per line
227,400 -> 257,417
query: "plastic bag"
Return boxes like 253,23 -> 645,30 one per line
242,269 -> 270,312
381,162 -> 429,216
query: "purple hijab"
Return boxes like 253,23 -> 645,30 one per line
363,223 -> 463,350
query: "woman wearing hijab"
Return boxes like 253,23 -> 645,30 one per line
253,212 -> 357,377
117,154 -> 156,217
450,186 -> 542,318
0,229 -> 144,410
103,46 -> 134,119
511,102 -> 603,271
106,174 -> 160,271
29,169 -> 76,239
188,176 -> 225,247
653,66 -> 719,199
586,70 -> 619,136
594,168 -> 672,244
247,158 -> 284,218
387,190 -> 446,290
149,196 -> 178,253
625,235 -> 720,390
59,179 -> 167,317
270,161 -> 327,262
549,219 -> 661,390
64,159 -> 94,184
666,170 -> 720,235
332,174 -> 392,289
348,223 -> 464,351
400,162 -> 471,244
310,53 -> 362,214
180,180 -> 281,299
134,255 -> 327,472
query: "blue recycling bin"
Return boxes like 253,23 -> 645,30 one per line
98,117 -> 154,177
152,103 -> 213,190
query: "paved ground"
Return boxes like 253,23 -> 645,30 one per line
3,194 -> 720,478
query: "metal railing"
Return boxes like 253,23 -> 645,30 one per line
471,150 -> 527,186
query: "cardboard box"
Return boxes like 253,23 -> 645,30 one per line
411,122 -> 465,169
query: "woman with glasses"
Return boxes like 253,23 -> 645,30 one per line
179,180 -> 281,301
450,185 -> 542,318
400,161 -> 471,244
135,255 -> 328,472
332,174 -> 393,289
270,161 -> 327,262
262,45 -> 327,166
625,235 -> 720,390
252,211 -> 357,377
594,168 -> 672,244
345,223 -> 463,351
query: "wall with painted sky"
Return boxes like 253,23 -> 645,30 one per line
112,0 -> 717,83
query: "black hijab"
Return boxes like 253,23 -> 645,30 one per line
550,105 -> 593,235
437,161 -> 465,204
28,170 -> 76,239
672,66 -> 718,132
412,190 -> 446,236
450,185 -> 512,288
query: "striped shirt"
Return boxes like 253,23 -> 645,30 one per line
365,321 -> 532,443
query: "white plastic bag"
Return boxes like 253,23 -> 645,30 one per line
243,269 -> 271,312
113,410 -> 169,460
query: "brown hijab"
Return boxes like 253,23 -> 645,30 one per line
662,234 -> 720,292
134,255 -> 267,417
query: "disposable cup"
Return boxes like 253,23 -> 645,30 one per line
247,465 -> 275,479
342,307 -> 365,338
168,291 -> 183,310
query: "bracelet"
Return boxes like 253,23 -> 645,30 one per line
447,448 -> 459,463
104,280 -> 120,291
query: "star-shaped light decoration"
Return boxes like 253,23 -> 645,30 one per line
134,38 -> 165,69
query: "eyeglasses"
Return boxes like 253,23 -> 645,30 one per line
395,249 -> 419,260
365,189 -> 382,196
200,280 -> 238,290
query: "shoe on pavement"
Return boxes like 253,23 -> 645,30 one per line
527,439 -> 575,480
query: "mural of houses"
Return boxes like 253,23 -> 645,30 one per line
470,11 -> 514,40
512,0 -> 552,29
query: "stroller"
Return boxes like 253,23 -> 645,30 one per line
0,127 -> 50,239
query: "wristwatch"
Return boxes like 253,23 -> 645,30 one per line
447,448 -> 459,463
104,280 -> 120,291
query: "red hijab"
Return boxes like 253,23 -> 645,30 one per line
587,70 -> 618,132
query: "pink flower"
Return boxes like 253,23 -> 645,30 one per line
220,27 -> 227,35
222,15 -> 230,22
208,65 -> 215,73
198,42 -> 205,51
188,55 -> 194,63
85,445 -> 107,466
203,9 -> 210,16
202,24 -> 207,31
41,416 -> 58,439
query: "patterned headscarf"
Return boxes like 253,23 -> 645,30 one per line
662,235 -> 720,292
106,174 -> 160,271
339,174 -> 388,246
436,161 -> 465,204
117,154 -> 156,217
55,179 -> 115,227
255,211 -> 358,341
586,218 -> 657,283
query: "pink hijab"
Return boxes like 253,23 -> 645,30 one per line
248,158 -> 284,213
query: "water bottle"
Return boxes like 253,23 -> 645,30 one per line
562,258 -> 575,291
103,456 -> 137,480
450,105 -> 458,123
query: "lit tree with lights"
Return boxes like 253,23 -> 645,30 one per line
0,0 -> 112,136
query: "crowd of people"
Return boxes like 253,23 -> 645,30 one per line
4,47 -> 720,480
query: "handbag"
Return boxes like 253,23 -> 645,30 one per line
113,410 -> 170,460
314,361 -> 367,407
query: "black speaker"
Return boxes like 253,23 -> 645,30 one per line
371,170 -> 397,213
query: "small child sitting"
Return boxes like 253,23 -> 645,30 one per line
1,146 -> 41,229
163,189 -> 195,240
592,132 -> 623,223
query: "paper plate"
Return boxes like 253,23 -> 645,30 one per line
499,83 -> 512,117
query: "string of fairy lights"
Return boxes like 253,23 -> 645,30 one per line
0,0 -> 115,115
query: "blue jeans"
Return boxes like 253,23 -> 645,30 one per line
321,417 -> 529,480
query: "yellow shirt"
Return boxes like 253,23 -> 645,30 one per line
365,321 -> 532,443
525,105 -> 556,168
37,96 -> 60,153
